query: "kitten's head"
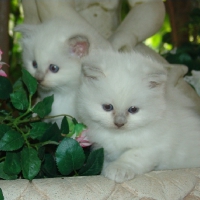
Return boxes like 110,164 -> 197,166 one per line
77,50 -> 167,131
15,19 -> 95,91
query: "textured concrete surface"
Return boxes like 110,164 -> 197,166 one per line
1,168 -> 200,200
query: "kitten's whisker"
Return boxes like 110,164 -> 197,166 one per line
54,85 -> 66,92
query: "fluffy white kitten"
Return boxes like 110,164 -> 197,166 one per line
15,18 -> 111,126
77,50 -> 200,183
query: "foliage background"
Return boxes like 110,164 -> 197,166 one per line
9,0 -> 23,83
8,0 -> 200,82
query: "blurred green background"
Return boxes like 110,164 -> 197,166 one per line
9,0 -> 23,82
8,0 -> 200,83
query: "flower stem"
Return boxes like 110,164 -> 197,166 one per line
0,157 -> 5,162
14,125 -> 30,148
74,170 -> 79,176
41,141 -> 60,146
44,114 -> 74,120
31,141 -> 59,149
9,114 -> 74,126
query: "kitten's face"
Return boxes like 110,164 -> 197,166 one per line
18,21 -> 91,92
78,51 -> 167,131
22,37 -> 81,91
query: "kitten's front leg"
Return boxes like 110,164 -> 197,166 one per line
102,148 -> 158,183
102,161 -> 136,183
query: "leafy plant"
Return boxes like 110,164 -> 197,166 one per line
0,188 -> 4,200
162,43 -> 200,74
0,69 -> 104,183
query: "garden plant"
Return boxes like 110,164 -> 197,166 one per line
0,54 -> 104,199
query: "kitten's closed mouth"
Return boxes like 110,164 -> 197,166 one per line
113,126 -> 126,131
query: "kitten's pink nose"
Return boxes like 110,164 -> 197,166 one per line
114,115 -> 127,128
114,123 -> 124,128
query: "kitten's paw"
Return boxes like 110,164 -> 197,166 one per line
102,162 -> 135,183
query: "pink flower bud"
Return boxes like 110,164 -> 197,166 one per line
0,49 -> 8,77
76,130 -> 92,148
0,49 -> 2,60
0,70 -> 7,77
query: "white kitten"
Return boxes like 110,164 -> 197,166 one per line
15,18 -> 111,126
77,50 -> 200,183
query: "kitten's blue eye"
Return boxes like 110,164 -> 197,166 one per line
128,106 -> 139,114
102,104 -> 113,111
49,64 -> 59,73
32,60 -> 38,68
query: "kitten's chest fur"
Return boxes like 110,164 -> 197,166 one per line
38,88 -> 77,125
90,126 -> 159,160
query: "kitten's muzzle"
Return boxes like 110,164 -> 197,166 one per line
36,79 -> 47,90
114,115 -> 127,128
35,76 -> 44,85
35,72 -> 44,84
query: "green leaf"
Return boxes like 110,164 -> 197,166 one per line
42,154 -> 58,177
61,117 -> 69,134
0,188 -> 4,200
0,124 -> 10,140
13,78 -> 24,93
21,147 -> 41,180
79,148 -> 104,176
0,130 -> 24,151
22,69 -> 37,95
32,95 -> 54,118
3,152 -> 21,176
179,53 -> 192,63
56,138 -> 85,175
0,162 -> 17,180
72,118 -> 78,125
0,76 -> 13,100
10,91 -> 29,110
29,122 -> 52,139
74,123 -> 87,136
66,122 -> 86,138
39,122 -> 62,142
67,118 -> 75,135
38,146 -> 45,161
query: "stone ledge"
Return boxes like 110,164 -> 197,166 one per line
1,168 -> 200,200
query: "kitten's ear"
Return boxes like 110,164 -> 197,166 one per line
68,35 -> 90,58
148,71 -> 167,88
14,24 -> 36,37
81,65 -> 104,80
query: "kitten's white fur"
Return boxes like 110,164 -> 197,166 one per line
15,18 -> 111,126
77,50 -> 200,183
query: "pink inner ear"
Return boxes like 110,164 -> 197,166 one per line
71,41 -> 89,58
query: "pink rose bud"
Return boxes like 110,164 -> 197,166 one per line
0,49 -> 8,77
76,130 -> 92,148
0,49 -> 2,60
0,70 -> 8,77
